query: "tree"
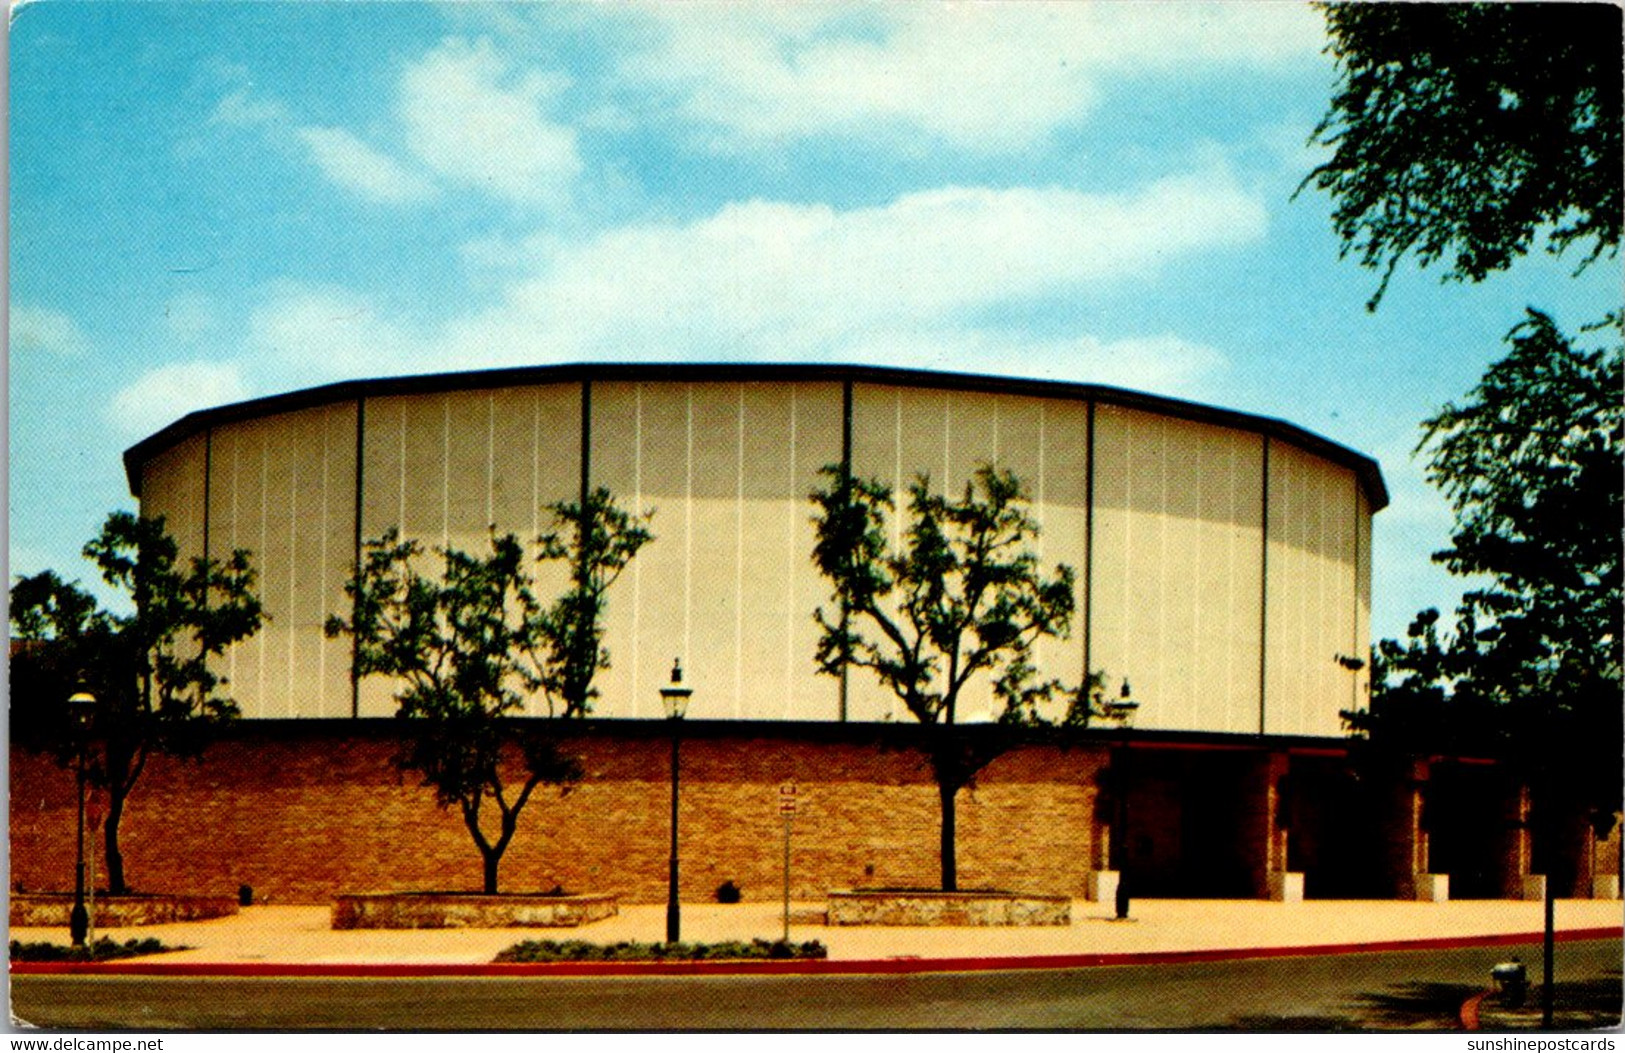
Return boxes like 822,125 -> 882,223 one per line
810,464 -> 1109,891
1353,313 -> 1623,831
9,512 -> 265,894
325,490 -> 652,893
1302,3 -> 1621,309
535,488 -> 658,716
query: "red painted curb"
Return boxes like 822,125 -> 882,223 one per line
12,926 -> 1620,979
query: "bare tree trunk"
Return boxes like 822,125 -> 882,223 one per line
103,788 -> 128,895
939,780 -> 958,892
482,849 -> 500,895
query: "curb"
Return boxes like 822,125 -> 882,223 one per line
12,926 -> 1621,978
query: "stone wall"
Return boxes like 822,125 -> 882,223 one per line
9,721 -> 1109,905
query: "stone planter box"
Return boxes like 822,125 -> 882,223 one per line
331,892 -> 619,930
827,889 -> 1070,927
10,893 -> 239,928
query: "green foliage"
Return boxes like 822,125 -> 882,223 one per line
811,464 -> 1113,889
494,938 -> 827,963
1355,314 -> 1622,834
324,491 -> 651,893
9,937 -> 183,962
536,488 -> 655,716
1422,311 -> 1621,627
811,464 -> 1082,727
1303,3 -> 1621,309
9,512 -> 265,893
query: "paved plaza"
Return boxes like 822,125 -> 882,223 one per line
11,897 -> 1621,970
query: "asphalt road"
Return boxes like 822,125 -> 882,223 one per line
10,938 -> 1622,1031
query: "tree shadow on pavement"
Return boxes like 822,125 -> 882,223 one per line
1476,972 -> 1625,1032
1223,972 -> 1625,1032
1223,981 -> 1479,1031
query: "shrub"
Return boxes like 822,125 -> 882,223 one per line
494,938 -> 827,963
716,880 -> 742,903
10,937 -> 185,962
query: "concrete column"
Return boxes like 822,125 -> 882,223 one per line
1244,752 -> 1301,901
1087,751 -> 1119,903
1592,816 -> 1622,900
1493,781 -> 1540,900
1381,759 -> 1447,901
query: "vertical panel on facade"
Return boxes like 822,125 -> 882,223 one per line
491,386 -> 580,715
441,390 -> 494,559
356,397 -> 405,719
779,384 -> 844,720
593,381 -> 843,721
846,383 -> 924,721
847,385 -> 1091,724
1033,398 -> 1091,707
283,405 -> 360,718
208,403 -> 357,719
1264,442 -> 1358,737
735,383 -> 844,721
587,382 -> 645,716
1091,406 -> 1263,734
139,433 -> 208,562
688,383 -> 746,718
1352,484 -> 1374,718
593,382 -> 688,718
136,435 -> 209,710
360,387 -> 580,719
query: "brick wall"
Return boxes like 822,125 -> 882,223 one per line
9,722 -> 1110,905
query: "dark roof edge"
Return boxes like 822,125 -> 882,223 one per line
122,362 -> 1389,510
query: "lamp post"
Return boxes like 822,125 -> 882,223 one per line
1104,680 -> 1135,920
1103,678 -> 1138,723
659,658 -> 692,944
67,690 -> 97,947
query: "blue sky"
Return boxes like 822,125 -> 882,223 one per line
9,1 -> 1619,645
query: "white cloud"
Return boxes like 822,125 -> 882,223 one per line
441,167 -> 1266,363
108,361 -> 249,438
163,292 -> 220,343
211,88 -> 290,129
10,304 -> 88,356
212,90 -> 437,207
245,285 -> 432,380
626,3 -> 1324,152
399,37 -> 580,205
295,126 -> 436,204
237,169 -> 1257,404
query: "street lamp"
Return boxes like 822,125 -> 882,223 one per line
66,690 -> 97,947
1103,679 -> 1138,723
659,658 -> 692,944
1108,680 -> 1135,920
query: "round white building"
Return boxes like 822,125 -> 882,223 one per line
125,364 -> 1384,737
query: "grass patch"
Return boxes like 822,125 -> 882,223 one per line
10,937 -> 188,962
495,938 -> 828,963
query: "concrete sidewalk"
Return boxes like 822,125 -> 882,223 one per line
10,898 -> 1622,970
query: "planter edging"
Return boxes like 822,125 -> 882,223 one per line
826,888 -> 1071,927
331,892 -> 619,930
9,893 -> 239,928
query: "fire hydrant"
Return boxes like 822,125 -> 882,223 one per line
1491,959 -> 1527,1008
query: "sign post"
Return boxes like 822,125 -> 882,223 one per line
778,782 -> 797,943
